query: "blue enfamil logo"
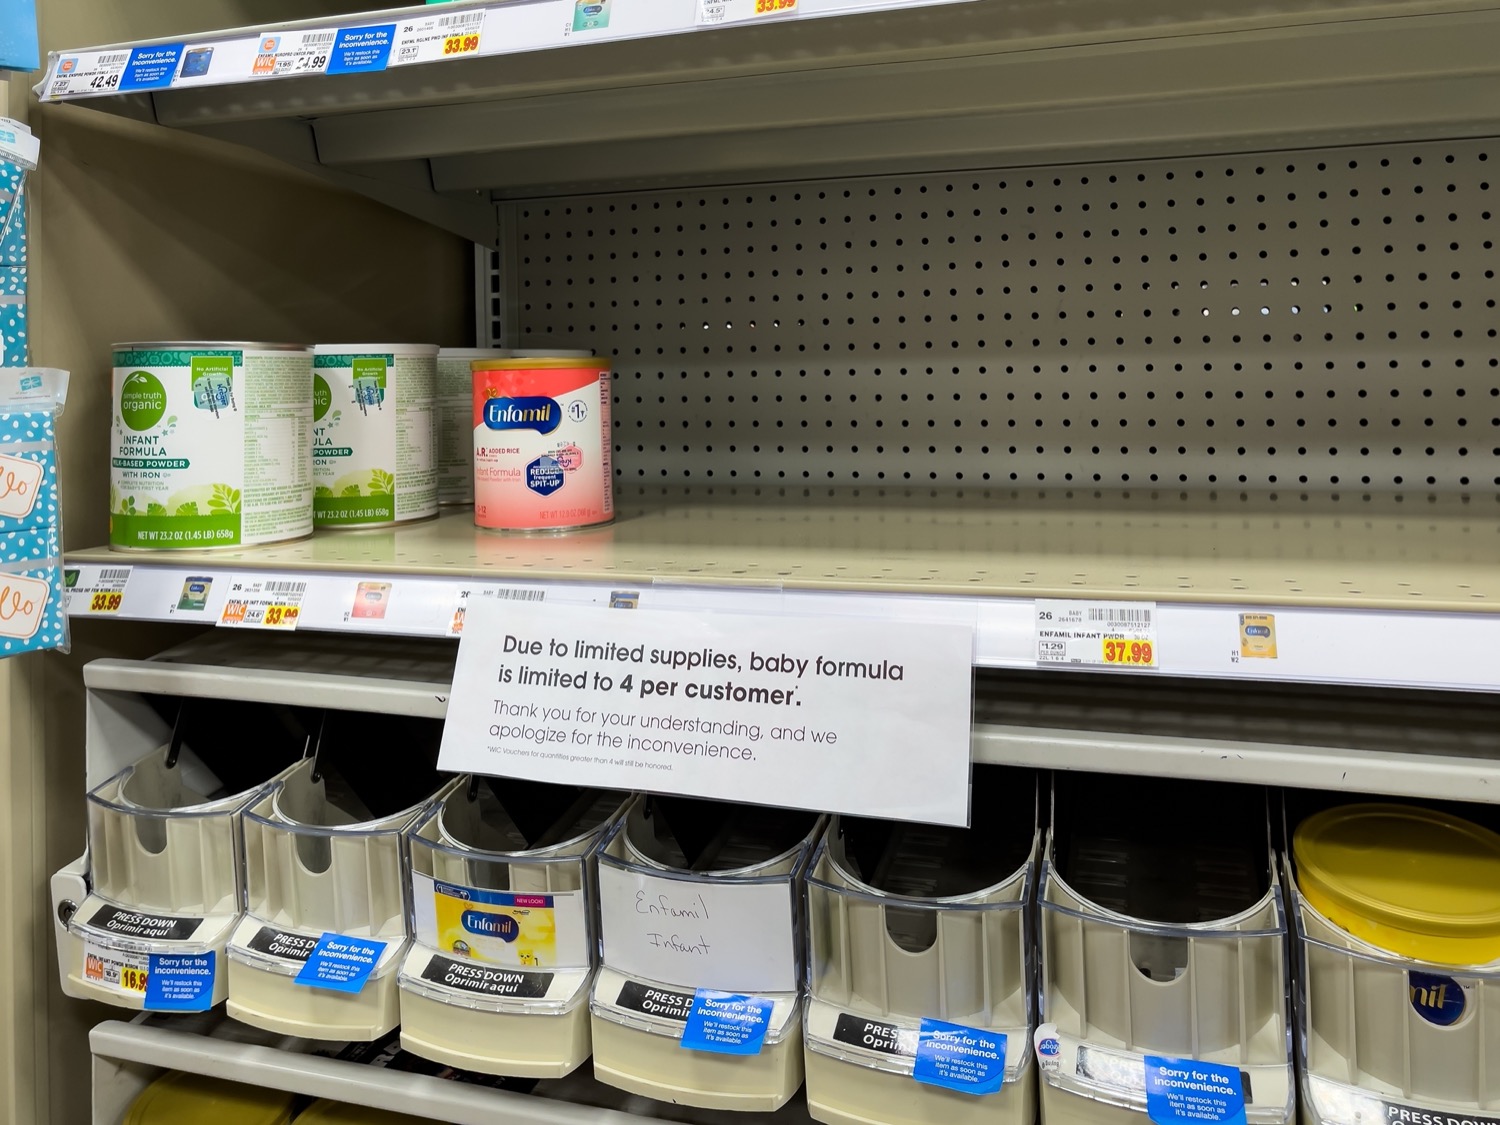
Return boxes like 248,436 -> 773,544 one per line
461,910 -> 520,941
1409,971 -> 1466,1026
484,396 -> 560,435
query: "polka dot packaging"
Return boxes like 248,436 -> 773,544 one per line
0,523 -> 63,655
0,368 -> 69,656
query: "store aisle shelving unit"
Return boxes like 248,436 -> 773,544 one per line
34,0 -> 1500,1119
67,632 -> 1500,1122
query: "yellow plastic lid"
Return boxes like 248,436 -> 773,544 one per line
125,1071 -> 298,1125
295,1100 -> 437,1125
1294,803 -> 1500,965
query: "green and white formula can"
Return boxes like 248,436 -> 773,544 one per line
312,343 -> 439,529
436,348 -> 594,506
109,342 -> 313,551
437,348 -> 508,506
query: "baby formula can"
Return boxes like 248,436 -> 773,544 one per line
471,355 -> 612,532
437,349 -> 507,506
437,349 -> 594,507
312,344 -> 438,529
109,342 -> 313,551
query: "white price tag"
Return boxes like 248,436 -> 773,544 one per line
83,940 -> 149,996
64,565 -> 133,616
219,575 -> 306,630
697,0 -> 797,24
448,584 -> 548,637
389,9 -> 487,67
597,860 -> 798,993
1035,599 -> 1158,668
249,29 -> 338,77
440,601 -> 974,825
44,50 -> 131,99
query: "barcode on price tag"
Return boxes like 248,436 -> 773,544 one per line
389,9 -> 488,67
697,0 -> 797,24
64,565 -> 133,615
1035,599 -> 1158,669
220,576 -> 307,629
449,585 -> 547,636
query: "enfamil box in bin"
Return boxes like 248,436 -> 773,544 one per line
397,776 -> 627,1077
1290,803 -> 1500,1125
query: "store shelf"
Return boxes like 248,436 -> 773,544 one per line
64,485 -> 1500,690
36,0 -> 1500,234
91,1018 -> 528,1125
84,632 -> 458,717
78,631 -> 1500,799
975,673 -> 1500,803
91,1014 -> 814,1125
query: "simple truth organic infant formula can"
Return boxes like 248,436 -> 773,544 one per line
471,355 -> 612,532
437,348 -> 508,507
109,342 -> 313,551
312,344 -> 438,529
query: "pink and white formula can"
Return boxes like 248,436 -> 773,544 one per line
471,355 -> 613,532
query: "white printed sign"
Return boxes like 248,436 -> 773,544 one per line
440,602 -> 975,825
597,860 -> 798,993
1035,599 -> 1158,669
390,9 -> 488,67
0,453 -> 41,520
44,49 -> 131,99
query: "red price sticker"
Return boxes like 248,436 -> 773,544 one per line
443,33 -> 480,55
1102,637 -> 1156,667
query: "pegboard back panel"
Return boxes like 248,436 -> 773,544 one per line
506,138 -> 1498,492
